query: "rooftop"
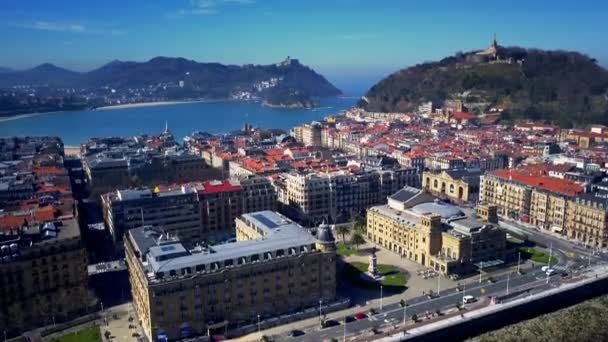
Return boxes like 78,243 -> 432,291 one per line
491,168 -> 584,196
128,211 -> 318,282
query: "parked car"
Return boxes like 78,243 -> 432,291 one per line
463,295 -> 476,304
355,312 -> 366,320
288,329 -> 305,337
546,268 -> 556,276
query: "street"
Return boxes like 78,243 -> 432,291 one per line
286,268 -> 561,342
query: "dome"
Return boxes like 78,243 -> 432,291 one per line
411,200 -> 464,219
317,223 -> 335,243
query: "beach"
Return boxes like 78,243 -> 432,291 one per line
0,111 -> 63,123
64,145 -> 80,157
96,100 -> 217,110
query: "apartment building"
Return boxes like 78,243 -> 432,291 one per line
479,168 -> 608,247
0,221 -> 89,337
367,187 -> 506,275
565,194 -> 608,248
102,185 -> 202,247
293,123 -> 322,147
103,177 -> 277,247
275,168 -> 419,225
125,211 -> 336,341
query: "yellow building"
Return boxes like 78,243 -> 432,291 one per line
126,211 -> 336,341
422,169 -> 482,203
0,220 -> 89,337
565,195 -> 608,248
366,187 -> 506,275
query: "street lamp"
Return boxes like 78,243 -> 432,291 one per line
437,274 -> 441,296
506,272 -> 510,295
380,285 -> 383,311
517,251 -> 521,273
479,261 -> 483,284
257,314 -> 261,334
402,299 -> 407,326
343,315 -> 347,342
319,300 -> 323,323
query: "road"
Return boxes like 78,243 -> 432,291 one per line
500,219 -> 608,266
284,268 -> 561,342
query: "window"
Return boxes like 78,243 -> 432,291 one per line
195,264 -> 205,272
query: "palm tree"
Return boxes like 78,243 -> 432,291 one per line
335,225 -> 350,242
351,232 -> 365,250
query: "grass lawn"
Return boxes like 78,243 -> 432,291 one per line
343,261 -> 407,292
519,247 -> 558,265
52,326 -> 101,342
336,241 -> 358,257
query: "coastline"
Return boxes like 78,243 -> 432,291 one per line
95,100 -> 216,111
0,111 -> 66,123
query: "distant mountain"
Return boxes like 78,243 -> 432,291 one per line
0,57 -> 341,108
0,67 -> 12,73
0,63 -> 81,87
361,46 -> 608,127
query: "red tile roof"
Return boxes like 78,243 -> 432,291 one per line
198,180 -> 241,195
493,169 -> 583,196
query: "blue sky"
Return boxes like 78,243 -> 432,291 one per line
1,0 -> 607,94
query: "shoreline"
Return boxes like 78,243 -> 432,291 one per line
0,111 -> 67,123
95,100 -> 218,111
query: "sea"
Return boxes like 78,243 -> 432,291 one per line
0,96 -> 358,146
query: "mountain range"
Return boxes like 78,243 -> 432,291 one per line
361,47 -> 608,127
0,57 -> 341,115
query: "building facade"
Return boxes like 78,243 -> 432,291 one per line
367,187 -> 505,275
479,168 -> 608,247
0,221 -> 89,337
125,211 -> 336,341
276,168 -> 419,225
102,186 -> 202,246
422,169 -> 482,203
103,178 -> 277,248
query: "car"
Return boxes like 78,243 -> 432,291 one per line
541,265 -> 550,272
463,295 -> 476,304
321,320 -> 340,328
345,316 -> 356,323
355,312 -> 366,320
546,268 -> 556,276
288,329 -> 305,337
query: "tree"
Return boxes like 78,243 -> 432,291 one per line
351,233 -> 365,250
335,225 -> 350,242
399,299 -> 406,307
411,314 -> 418,323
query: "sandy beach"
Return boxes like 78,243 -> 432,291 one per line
63,145 -> 80,157
0,111 -> 63,123
96,100 -> 213,110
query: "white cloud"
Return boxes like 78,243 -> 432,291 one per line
10,20 -> 126,35
167,0 -> 254,19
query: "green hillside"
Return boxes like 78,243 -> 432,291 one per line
361,47 -> 608,127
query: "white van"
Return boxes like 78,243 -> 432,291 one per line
463,295 -> 476,304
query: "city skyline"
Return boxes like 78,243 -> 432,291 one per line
1,0 -> 607,92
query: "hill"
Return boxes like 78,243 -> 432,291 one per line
0,57 -> 341,114
361,47 -> 608,127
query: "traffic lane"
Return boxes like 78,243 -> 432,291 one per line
291,270 -> 558,341
506,220 -> 606,262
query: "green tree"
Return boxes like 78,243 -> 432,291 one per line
351,233 -> 365,250
335,225 -> 350,242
